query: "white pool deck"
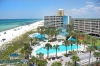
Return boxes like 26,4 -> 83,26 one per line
31,40 -> 97,66
31,40 -> 85,58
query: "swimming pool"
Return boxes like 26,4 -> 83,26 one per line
33,33 -> 46,40
69,38 -> 76,41
36,44 -> 81,54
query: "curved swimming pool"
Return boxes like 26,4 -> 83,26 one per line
36,44 -> 81,54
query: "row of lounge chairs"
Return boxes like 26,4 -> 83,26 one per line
47,56 -> 63,63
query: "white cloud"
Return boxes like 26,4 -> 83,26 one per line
65,2 -> 100,17
86,2 -> 94,5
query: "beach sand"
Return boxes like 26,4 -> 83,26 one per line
0,20 -> 44,47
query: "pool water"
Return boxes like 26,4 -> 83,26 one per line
69,38 -> 76,41
33,33 -> 46,40
98,46 -> 100,48
36,44 -> 81,54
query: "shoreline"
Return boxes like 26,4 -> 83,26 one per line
0,20 -> 41,32
0,20 -> 44,47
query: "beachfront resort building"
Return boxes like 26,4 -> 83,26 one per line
73,18 -> 100,37
44,9 -> 71,27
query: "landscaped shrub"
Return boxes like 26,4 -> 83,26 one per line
48,38 -> 57,42
64,54 -> 68,57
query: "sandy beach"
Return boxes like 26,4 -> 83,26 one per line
0,20 -> 44,47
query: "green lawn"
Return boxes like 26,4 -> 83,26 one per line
95,39 -> 100,46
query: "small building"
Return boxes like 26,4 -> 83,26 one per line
10,53 -> 19,60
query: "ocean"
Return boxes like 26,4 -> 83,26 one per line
0,19 -> 42,32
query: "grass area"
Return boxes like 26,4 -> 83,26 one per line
95,39 -> 100,46
0,30 -> 36,60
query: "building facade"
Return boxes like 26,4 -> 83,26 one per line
44,16 -> 71,28
57,9 -> 64,16
73,18 -> 100,37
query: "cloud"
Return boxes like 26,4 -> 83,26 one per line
86,2 -> 94,5
65,2 -> 100,17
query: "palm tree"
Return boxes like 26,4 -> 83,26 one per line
37,60 -> 47,66
29,37 -> 33,46
87,46 -> 95,65
90,36 -> 97,46
30,57 -> 39,65
54,28 -> 62,39
45,27 -> 52,40
44,43 -> 52,59
65,61 -> 73,66
66,23 -> 74,32
63,40 -> 70,56
93,52 -> 100,65
36,52 -> 44,60
86,35 -> 91,44
71,55 -> 80,66
82,39 -> 88,50
51,61 -> 62,66
20,43 -> 33,59
70,40 -> 75,51
37,26 -> 45,40
53,44 -> 59,58
73,30 -> 82,52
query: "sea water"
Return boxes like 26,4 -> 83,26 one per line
0,19 -> 42,32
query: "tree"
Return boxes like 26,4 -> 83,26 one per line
37,26 -> 45,41
65,61 -> 73,66
82,39 -> 88,50
93,52 -> 100,65
63,40 -> 70,56
70,40 -> 75,51
86,35 -> 91,44
54,28 -> 62,38
20,43 -> 33,59
30,57 -> 39,65
53,44 -> 59,58
76,40 -> 81,52
44,43 -> 52,59
37,60 -> 47,66
87,46 -> 95,65
71,55 -> 80,66
66,22 -> 74,33
51,61 -> 62,66
44,27 -> 52,40
30,56 -> 47,66
36,52 -> 44,60
29,37 -> 33,46
90,36 -> 97,46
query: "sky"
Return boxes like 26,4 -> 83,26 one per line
0,0 -> 100,19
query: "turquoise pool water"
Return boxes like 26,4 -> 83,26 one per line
36,44 -> 81,54
98,46 -> 100,48
33,33 -> 46,40
69,38 -> 76,41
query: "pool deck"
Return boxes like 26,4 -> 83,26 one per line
31,40 -> 85,57
31,39 -> 97,66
